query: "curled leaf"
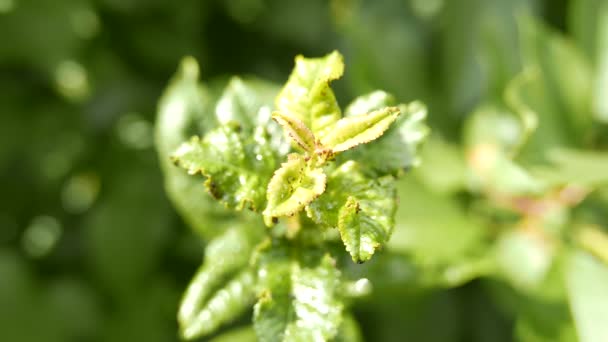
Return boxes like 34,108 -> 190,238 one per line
272,111 -> 316,153
263,154 -> 326,225
320,107 -> 401,153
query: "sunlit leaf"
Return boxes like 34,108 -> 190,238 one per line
342,100 -> 429,176
263,154 -> 326,225
320,106 -> 400,153
272,111 -> 316,153
275,51 -> 344,137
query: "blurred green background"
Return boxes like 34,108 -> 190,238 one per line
2,0 -> 608,341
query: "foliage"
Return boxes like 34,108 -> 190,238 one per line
162,51 -> 428,340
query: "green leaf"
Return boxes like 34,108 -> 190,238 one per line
172,124 -> 278,211
178,227 -> 263,339
341,100 -> 429,176
263,154 -> 326,225
344,90 -> 396,117
387,176 -> 489,284
272,111 -> 316,153
253,244 -> 343,341
495,229 -> 554,294
333,313 -> 363,342
566,250 -> 608,342
531,148 -> 608,187
307,161 -> 396,263
275,51 -> 344,137
569,0 -> 608,122
215,77 -> 280,131
209,326 -> 257,342
319,106 -> 401,153
156,59 -> 283,238
181,270 -> 255,340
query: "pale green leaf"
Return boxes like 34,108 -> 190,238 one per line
275,51 -> 344,137
566,250 -> 608,342
178,227 -> 263,339
496,229 -> 554,294
320,106 -> 400,153
272,111 -> 316,153
531,148 -> 608,187
306,161 -> 396,263
263,154 -> 326,225
253,244 -> 343,341
171,124 -> 278,211
341,101 -> 429,176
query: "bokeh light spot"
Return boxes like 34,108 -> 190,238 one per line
116,113 -> 153,150
54,60 -> 90,101
22,216 -> 62,258
62,172 -> 101,214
